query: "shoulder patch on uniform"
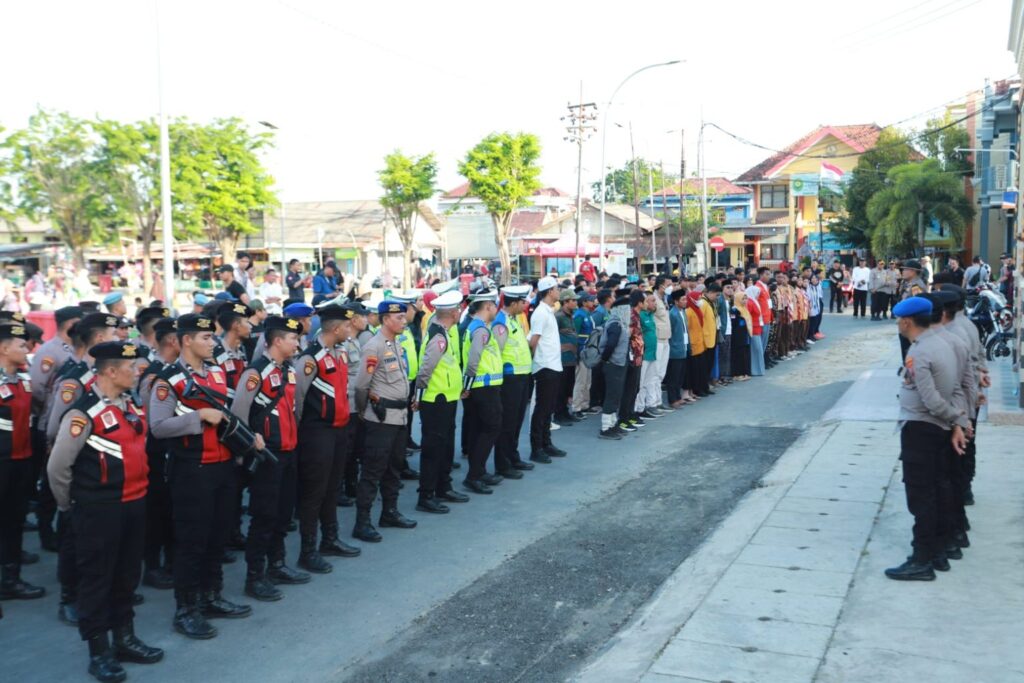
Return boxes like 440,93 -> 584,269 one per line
61,381 -> 77,404
436,336 -> 447,352
246,373 -> 260,392
911,285 -> 923,295
304,359 -> 316,376
155,384 -> 169,401
365,356 -> 379,374
69,415 -> 88,437
41,357 -> 54,373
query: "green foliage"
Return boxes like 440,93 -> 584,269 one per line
915,113 -> 972,174
0,109 -> 120,267
459,132 -> 542,284
828,128 -> 915,250
867,158 -> 974,256
593,159 -> 675,206
379,150 -> 437,286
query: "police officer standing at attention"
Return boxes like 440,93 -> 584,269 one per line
293,303 -> 362,576
493,285 -> 535,478
150,314 -> 253,639
29,305 -> 81,551
338,301 -> 368,507
0,323 -> 46,604
392,292 -> 421,479
885,297 -> 969,582
896,259 -> 928,360
231,316 -> 308,600
48,341 -> 163,682
412,290 -> 468,514
352,300 -> 417,542
461,290 -> 505,494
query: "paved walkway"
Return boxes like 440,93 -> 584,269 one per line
578,339 -> 1024,683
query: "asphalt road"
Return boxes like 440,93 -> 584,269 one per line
3,312 -> 884,682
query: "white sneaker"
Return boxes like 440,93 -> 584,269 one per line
550,422 -> 561,431
806,339 -> 816,345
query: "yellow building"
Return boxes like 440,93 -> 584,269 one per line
735,124 -> 883,264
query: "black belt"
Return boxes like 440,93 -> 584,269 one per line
376,398 -> 407,409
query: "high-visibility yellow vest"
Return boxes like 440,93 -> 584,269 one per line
461,318 -> 503,388
419,323 -> 461,402
398,331 -> 419,381
495,310 -> 531,376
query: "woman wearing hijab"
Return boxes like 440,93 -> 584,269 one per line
730,289 -> 752,381
684,290 -> 709,397
744,285 -> 766,377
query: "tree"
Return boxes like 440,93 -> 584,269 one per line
378,151 -> 437,289
458,132 -> 542,285
867,158 -> 974,257
916,113 -> 972,175
0,109 -> 119,268
828,128 -> 915,250
592,159 -> 675,205
175,119 -> 277,262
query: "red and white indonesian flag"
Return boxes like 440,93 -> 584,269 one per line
820,162 -> 844,182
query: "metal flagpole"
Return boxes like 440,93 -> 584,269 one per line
156,0 -> 175,305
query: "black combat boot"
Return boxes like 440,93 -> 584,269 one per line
87,633 -> 126,682
267,558 -> 311,585
112,620 -> 164,663
172,592 -> 217,639
59,586 -> 80,626
38,516 -> 59,552
319,522 -> 361,557
244,564 -> 282,602
297,535 -> 333,574
379,507 -> 417,529
884,557 -> 936,581
142,565 -> 174,589
415,496 -> 450,514
352,511 -> 382,543
200,589 -> 253,619
225,527 -> 247,551
0,563 -> 45,600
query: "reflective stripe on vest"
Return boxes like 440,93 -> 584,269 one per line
420,325 -> 461,403
462,318 -> 504,388
496,311 -> 531,376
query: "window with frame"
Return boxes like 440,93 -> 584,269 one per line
759,185 -> 788,209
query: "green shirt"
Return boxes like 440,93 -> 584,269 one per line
640,310 -> 657,362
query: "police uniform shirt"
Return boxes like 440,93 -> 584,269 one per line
898,327 -> 970,431
47,392 -> 136,511
342,337 -> 361,403
45,357 -> 94,445
230,355 -> 297,450
936,325 -> 977,419
292,334 -> 349,423
950,313 -> 988,375
899,276 -> 927,301
354,331 -> 408,425
463,320 -> 492,386
29,335 -> 74,420
148,362 -> 216,440
356,328 -> 375,348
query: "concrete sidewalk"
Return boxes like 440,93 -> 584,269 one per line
577,344 -> 1024,683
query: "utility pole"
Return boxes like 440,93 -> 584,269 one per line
630,122 -> 641,243
648,165 -> 656,270
563,84 -> 597,272
699,118 -> 710,273
679,130 -> 686,272
661,159 -> 671,271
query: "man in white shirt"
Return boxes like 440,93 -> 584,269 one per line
258,268 -> 285,314
851,258 -> 871,319
528,276 -> 565,463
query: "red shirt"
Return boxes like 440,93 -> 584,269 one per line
579,261 -> 596,283
756,281 -> 773,325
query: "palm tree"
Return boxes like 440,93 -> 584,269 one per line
867,159 -> 973,257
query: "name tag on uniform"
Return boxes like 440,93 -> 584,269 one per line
209,368 -> 224,382
0,384 -> 11,399
101,412 -> 117,430
269,373 -> 281,388
324,355 -> 335,370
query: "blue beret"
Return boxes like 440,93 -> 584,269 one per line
283,302 -> 315,317
194,293 -> 211,306
378,300 -> 407,315
103,292 -> 124,306
213,291 -> 237,302
892,297 -> 932,318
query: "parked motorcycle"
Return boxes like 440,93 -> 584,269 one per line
966,284 -> 1015,362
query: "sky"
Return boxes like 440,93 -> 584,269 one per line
2,0 -> 1019,204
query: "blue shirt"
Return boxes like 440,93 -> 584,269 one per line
573,308 -> 595,352
312,273 -> 336,296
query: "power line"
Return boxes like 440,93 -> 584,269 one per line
844,0 -> 983,49
838,0 -> 940,39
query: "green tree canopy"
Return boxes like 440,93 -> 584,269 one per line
867,158 -> 974,257
379,150 -> 437,287
592,159 -> 675,206
458,132 -> 542,284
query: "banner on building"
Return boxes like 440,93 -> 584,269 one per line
790,173 -> 819,196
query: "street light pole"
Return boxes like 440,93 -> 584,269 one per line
155,0 -> 175,305
599,60 -> 682,272
818,205 -> 824,256
258,121 -> 285,274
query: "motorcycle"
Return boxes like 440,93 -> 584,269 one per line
966,284 -> 1015,362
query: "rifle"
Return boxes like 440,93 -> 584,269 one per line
181,373 -> 278,473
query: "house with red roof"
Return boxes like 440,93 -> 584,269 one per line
733,124 -> 884,265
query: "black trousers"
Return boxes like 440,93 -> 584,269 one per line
852,289 -> 867,317
246,449 -> 296,567
555,366 -> 576,419
57,510 -> 77,596
32,428 -> 56,532
170,458 -> 236,594
73,499 -> 145,640
808,314 -> 822,338
829,284 -> 844,312
530,369 -> 560,451
0,458 -> 31,565
357,422 -> 406,513
619,363 -> 641,422
495,375 -> 529,472
464,386 -> 502,481
144,448 -> 173,571
602,363 -> 626,416
900,421 -> 952,560
419,398 -> 457,497
899,333 -> 911,362
298,424 -> 349,539
589,364 -> 605,410
342,418 -> 365,498
666,358 -> 686,403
